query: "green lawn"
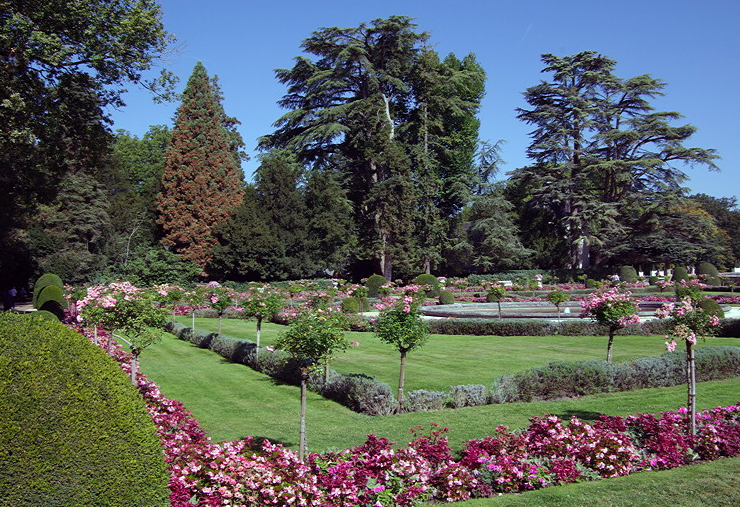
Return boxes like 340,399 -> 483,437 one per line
172,316 -> 740,392
141,322 -> 740,453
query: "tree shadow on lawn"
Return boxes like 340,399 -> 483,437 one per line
551,409 -> 603,422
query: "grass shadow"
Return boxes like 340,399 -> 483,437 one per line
552,409 -> 603,422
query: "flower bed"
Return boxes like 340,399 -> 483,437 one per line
71,325 -> 740,506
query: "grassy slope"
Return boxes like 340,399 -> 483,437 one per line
140,325 -> 740,452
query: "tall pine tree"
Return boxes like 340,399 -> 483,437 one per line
157,62 -> 245,271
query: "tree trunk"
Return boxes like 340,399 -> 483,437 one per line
106,331 -> 113,355
218,314 -> 223,336
606,328 -> 615,363
130,351 -> 139,384
92,326 -> 98,346
324,362 -> 330,385
256,317 -> 262,358
191,309 -> 195,331
395,350 -> 407,414
299,372 -> 308,462
687,342 -> 697,436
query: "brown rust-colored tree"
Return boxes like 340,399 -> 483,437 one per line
157,62 -> 245,271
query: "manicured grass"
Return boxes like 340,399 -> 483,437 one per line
174,316 -> 739,392
433,457 -> 740,507
140,327 -> 740,453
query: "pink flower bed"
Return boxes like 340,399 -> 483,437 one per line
72,325 -> 740,506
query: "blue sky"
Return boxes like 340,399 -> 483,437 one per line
109,0 -> 739,201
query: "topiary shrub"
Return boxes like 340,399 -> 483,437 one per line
619,265 -> 639,283
697,261 -> 721,285
438,289 -> 455,305
673,266 -> 690,282
411,273 -> 440,297
341,297 -> 360,314
585,278 -> 597,288
0,313 -> 169,506
36,284 -> 69,310
32,273 -> 64,308
366,274 -> 388,298
698,298 -> 725,319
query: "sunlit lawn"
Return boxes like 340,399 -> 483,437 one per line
173,316 -> 739,392
141,319 -> 740,452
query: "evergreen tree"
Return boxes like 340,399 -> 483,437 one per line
157,62 -> 245,272
513,52 -> 719,269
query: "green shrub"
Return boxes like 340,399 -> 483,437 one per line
32,273 -> 64,307
36,284 -> 69,310
649,276 -> 659,286
585,278 -> 597,288
697,261 -> 721,285
619,265 -> 639,283
438,289 -> 455,305
0,313 -> 169,506
403,389 -> 446,412
366,274 -> 388,298
341,297 -> 360,314
673,266 -> 690,282
411,273 -> 440,297
358,296 -> 371,312
698,298 -> 725,319
449,384 -> 487,408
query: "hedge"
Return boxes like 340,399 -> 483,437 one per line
0,313 -> 169,507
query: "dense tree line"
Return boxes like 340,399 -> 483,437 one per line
1,6 -> 737,287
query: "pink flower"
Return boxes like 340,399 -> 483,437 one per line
665,339 -> 677,353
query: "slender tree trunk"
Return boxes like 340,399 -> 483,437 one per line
191,309 -> 195,331
606,328 -> 615,363
395,350 -> 407,414
218,314 -> 223,336
687,342 -> 697,436
497,302 -> 502,319
324,361 -> 330,385
299,372 -> 308,462
130,351 -> 139,384
255,317 -> 262,358
106,330 -> 113,355
92,326 -> 98,346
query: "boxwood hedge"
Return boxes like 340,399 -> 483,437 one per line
0,313 -> 169,507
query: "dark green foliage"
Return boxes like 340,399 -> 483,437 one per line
424,317 -> 676,337
0,313 -> 169,506
366,274 -> 389,298
412,273 -> 440,296
619,265 -> 639,283
36,285 -> 68,310
489,347 -> 740,404
32,309 -> 60,321
698,298 -> 725,319
115,248 -> 201,286
649,276 -> 660,285
439,289 -> 455,305
698,261 -> 721,285
673,266 -> 690,282
585,278 -> 597,288
693,193 -> 740,267
403,390 -> 447,412
32,273 -> 64,307
341,297 -> 360,314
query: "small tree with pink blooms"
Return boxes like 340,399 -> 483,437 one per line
375,295 -> 429,414
655,297 -> 721,435
580,288 -> 640,363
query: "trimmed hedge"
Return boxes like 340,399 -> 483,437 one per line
366,274 -> 388,298
438,289 -> 455,305
0,313 -> 169,506
489,346 -> 740,403
411,274 -> 440,297
165,322 -> 396,416
32,273 -> 64,308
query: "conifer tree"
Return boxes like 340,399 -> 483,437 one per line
157,62 -> 245,271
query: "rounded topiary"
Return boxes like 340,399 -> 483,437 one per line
358,296 -> 371,312
32,309 -> 60,321
411,274 -> 440,297
438,289 -> 455,305
619,265 -> 639,283
36,284 -> 69,310
697,298 -> 725,319
366,274 -> 388,298
673,266 -> 690,283
0,313 -> 170,506
341,297 -> 360,314
697,261 -> 721,285
585,278 -> 597,289
32,273 -> 64,308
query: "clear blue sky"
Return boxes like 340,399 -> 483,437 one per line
109,0 -> 740,201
